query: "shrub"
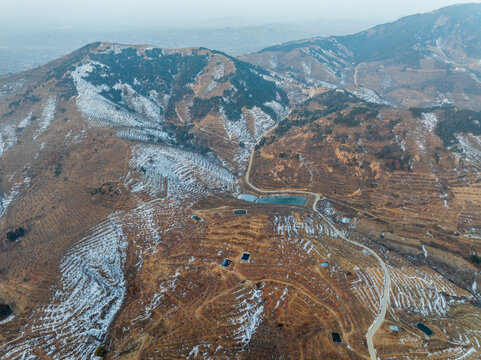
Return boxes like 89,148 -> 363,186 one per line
376,144 -> 398,159
376,144 -> 412,171
389,118 -> 401,130
471,254 -> 481,265
6,227 -> 25,242
333,112 -> 360,126
95,345 -> 107,357
8,100 -> 20,109
436,108 -> 481,149
6,231 -> 17,242
190,97 -> 220,119
54,163 -> 63,177
409,107 -> 426,118
15,227 -> 25,237
255,135 -> 276,149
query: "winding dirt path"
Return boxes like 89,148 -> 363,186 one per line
354,64 -> 360,87
244,120 -> 391,360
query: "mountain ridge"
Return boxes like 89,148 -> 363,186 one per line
0,5 -> 480,359
242,2 -> 481,110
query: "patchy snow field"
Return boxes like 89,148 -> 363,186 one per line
421,112 -> 438,133
127,144 -> 237,202
0,111 -> 33,157
456,134 -> 481,165
0,198 -> 184,360
231,284 -> 265,348
0,79 -> 25,99
1,216 -> 127,360
33,96 -> 56,140
71,62 -> 172,143
351,87 -> 389,105
0,170 -> 31,220
350,266 -> 472,319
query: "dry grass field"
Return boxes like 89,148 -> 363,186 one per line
0,41 -> 479,359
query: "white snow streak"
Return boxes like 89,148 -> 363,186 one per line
2,216 -> 127,360
421,112 -> 438,133
231,285 -> 265,348
128,144 -> 236,201
34,96 -> 56,139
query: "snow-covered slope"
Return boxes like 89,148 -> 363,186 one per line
2,216 -> 127,360
127,144 -> 237,202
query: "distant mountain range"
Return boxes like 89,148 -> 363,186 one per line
242,3 -> 481,109
0,18 -> 376,75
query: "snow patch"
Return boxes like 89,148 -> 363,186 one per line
268,55 -> 279,69
0,180 -> 24,219
34,96 -> 56,139
17,112 -> 32,130
231,284 -> 265,348
422,245 -> 428,259
0,124 -> 17,156
0,79 -> 25,99
456,135 -> 481,165
421,112 -> 438,133
351,87 -> 389,105
71,62 -> 172,143
302,61 -> 312,76
263,100 -> 288,119
188,345 -> 199,358
0,314 -> 14,325
128,144 -> 236,202
1,215 -> 127,359
113,82 -> 163,122
213,61 -> 225,80
250,106 -> 275,139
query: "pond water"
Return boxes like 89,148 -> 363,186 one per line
234,209 -> 247,215
416,323 -> 433,336
221,259 -> 232,267
331,332 -> 342,343
0,304 -> 12,321
191,215 -> 202,221
256,196 -> 307,205
238,194 -> 258,202
320,262 -> 329,267
241,253 -> 251,261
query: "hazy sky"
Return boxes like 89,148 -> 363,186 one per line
1,0 -> 480,28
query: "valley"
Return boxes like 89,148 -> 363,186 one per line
0,3 -> 480,359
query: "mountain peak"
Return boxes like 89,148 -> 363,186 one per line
242,3 -> 481,110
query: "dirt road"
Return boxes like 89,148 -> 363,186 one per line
244,120 -> 391,360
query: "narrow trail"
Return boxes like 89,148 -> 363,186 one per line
175,106 -> 185,123
244,117 -> 391,360
354,64 -> 360,87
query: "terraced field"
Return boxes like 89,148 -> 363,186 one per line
108,204 -> 380,359
0,40 -> 480,359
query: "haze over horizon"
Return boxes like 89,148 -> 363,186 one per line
1,0 -> 481,75
1,0 -> 479,29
